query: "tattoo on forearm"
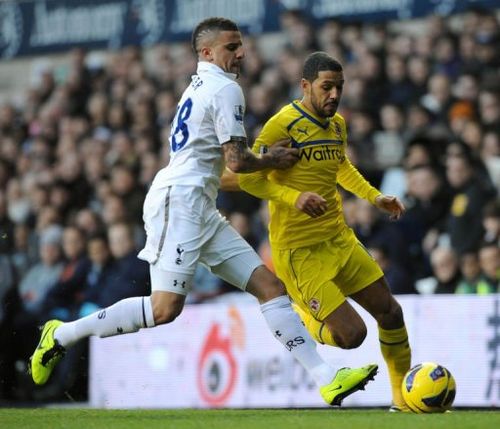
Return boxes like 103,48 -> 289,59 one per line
223,139 -> 266,172
226,141 -> 247,163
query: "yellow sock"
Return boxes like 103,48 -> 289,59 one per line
379,325 -> 411,409
292,303 -> 337,346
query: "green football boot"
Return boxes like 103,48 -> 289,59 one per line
320,363 -> 378,406
29,320 -> 66,385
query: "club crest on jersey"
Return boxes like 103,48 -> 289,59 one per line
309,298 -> 321,312
234,105 -> 244,122
334,122 -> 342,137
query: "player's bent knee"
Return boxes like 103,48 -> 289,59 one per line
333,324 -> 367,349
391,301 -> 404,320
153,307 -> 182,325
246,265 -> 286,303
151,292 -> 185,325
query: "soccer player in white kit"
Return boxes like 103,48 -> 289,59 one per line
30,17 -> 377,406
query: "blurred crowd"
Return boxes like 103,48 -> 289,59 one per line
0,9 -> 499,402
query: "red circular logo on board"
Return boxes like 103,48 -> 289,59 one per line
197,324 -> 237,406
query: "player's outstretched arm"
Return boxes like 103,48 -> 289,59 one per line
222,138 -> 298,173
374,194 -> 406,220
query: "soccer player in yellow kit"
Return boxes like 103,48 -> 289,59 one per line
238,52 -> 411,411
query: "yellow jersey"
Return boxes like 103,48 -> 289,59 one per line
239,100 -> 381,249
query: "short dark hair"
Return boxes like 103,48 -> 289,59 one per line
303,52 -> 343,82
191,17 -> 239,53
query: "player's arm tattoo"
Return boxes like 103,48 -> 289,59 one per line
222,137 -> 298,173
222,138 -> 270,173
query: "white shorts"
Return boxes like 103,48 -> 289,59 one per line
138,185 -> 263,295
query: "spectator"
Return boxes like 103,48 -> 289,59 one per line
42,226 -> 90,322
367,242 -> 416,294
480,131 -> 500,191
416,246 -> 461,294
0,191 -> 14,254
10,223 -> 36,281
109,164 -> 144,224
384,54 -> 414,107
405,165 -> 450,233
348,110 -> 376,171
482,199 -> 500,245
478,242 -> 500,292
455,251 -> 494,294
420,73 -> 454,124
372,104 -> 407,170
17,226 -> 64,316
402,164 -> 452,278
74,208 -> 104,237
353,199 -> 411,274
478,89 -> 500,133
433,35 -> 462,79
85,222 -> 149,309
407,56 -> 430,102
77,234 -> 114,317
380,137 -> 442,199
445,152 -> 495,254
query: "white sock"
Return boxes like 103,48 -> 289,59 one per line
260,295 -> 335,386
54,297 -> 155,348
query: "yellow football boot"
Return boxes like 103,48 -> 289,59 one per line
320,363 -> 378,406
29,320 -> 66,385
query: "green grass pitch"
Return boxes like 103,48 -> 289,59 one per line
1,408 -> 499,429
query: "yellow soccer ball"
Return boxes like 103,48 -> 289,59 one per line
402,362 -> 456,413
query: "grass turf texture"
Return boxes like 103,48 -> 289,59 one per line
1,408 -> 499,429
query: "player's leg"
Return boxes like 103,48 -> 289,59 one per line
205,222 -> 344,394
292,291 -> 368,349
30,264 -> 193,386
30,185 -> 199,385
343,243 -> 411,411
207,236 -> 336,390
207,227 -> 377,405
272,239 -> 368,349
350,277 -> 411,410
213,254 -> 376,405
30,295 -> 157,385
52,263 -> 192,347
275,242 -> 379,403
321,300 -> 367,348
291,302 -> 335,345
246,264 -> 337,387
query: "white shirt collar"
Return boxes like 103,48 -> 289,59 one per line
197,61 -> 237,81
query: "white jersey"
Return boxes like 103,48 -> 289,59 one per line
150,61 -> 246,200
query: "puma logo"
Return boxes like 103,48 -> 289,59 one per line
297,127 -> 309,136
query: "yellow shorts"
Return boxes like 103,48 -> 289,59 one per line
272,228 -> 383,321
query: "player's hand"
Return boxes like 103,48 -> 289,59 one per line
374,194 -> 405,220
265,139 -> 299,169
295,192 -> 328,218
